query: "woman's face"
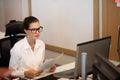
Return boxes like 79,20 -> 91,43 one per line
25,21 -> 41,40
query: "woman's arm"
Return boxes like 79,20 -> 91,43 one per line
9,48 -> 24,77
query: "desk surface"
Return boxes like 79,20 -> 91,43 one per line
34,62 -> 75,79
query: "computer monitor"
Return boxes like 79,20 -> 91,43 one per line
93,53 -> 120,80
75,36 -> 111,78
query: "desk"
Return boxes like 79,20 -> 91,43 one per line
33,62 -> 75,79
34,62 -> 92,80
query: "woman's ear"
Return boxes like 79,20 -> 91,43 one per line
24,29 -> 27,34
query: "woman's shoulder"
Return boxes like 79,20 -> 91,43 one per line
12,37 -> 25,48
16,37 -> 25,44
10,38 -> 25,54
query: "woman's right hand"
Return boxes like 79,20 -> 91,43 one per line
24,69 -> 42,78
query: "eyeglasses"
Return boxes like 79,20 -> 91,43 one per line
27,26 -> 43,34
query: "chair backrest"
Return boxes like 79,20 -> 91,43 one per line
0,20 -> 25,67
5,20 -> 25,37
0,35 -> 25,67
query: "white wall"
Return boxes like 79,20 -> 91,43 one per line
4,0 -> 23,24
32,0 -> 93,50
0,0 -> 5,31
22,0 -> 29,19
0,0 -> 29,32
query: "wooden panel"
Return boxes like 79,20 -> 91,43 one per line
102,0 -> 120,61
102,0 -> 108,37
28,0 -> 32,16
45,44 -> 76,56
94,0 -> 99,39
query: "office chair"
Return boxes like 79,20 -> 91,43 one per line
0,20 -> 26,67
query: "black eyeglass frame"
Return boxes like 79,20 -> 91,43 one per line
27,26 -> 43,34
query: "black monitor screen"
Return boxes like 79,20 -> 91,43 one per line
75,36 -> 111,78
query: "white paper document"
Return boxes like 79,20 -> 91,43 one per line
39,52 -> 64,71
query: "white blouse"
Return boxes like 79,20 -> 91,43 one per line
9,37 -> 45,77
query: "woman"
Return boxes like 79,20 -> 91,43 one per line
9,16 -> 56,78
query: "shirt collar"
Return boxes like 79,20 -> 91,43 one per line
24,37 -> 41,49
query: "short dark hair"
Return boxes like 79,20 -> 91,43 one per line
23,16 -> 39,30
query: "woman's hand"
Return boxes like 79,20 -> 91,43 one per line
24,69 -> 42,78
49,65 -> 56,72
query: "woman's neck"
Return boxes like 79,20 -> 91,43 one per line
27,37 -> 36,51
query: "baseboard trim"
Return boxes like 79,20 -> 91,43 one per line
45,44 -> 76,57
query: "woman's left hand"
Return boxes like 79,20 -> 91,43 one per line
49,65 -> 56,72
